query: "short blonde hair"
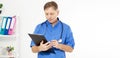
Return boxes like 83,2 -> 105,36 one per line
44,1 -> 58,10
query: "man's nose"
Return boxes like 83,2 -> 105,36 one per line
48,14 -> 52,19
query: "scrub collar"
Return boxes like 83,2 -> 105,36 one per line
46,17 -> 61,27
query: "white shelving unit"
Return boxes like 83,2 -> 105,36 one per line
0,35 -> 16,38
0,16 -> 19,58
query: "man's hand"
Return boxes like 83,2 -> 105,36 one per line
51,40 -> 60,49
38,41 -> 52,52
50,40 -> 73,52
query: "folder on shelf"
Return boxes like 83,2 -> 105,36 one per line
0,16 -> 3,33
0,17 -> 8,35
4,17 -> 12,35
8,16 -> 16,35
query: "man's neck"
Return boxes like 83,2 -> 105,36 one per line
51,19 -> 58,27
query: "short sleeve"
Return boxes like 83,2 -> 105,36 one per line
65,26 -> 75,49
33,24 -> 41,34
30,41 -> 36,47
30,24 -> 41,47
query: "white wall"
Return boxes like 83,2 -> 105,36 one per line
0,0 -> 120,58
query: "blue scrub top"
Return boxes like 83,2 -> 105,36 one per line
30,18 -> 75,58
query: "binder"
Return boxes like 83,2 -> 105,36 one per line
8,16 -> 16,35
0,17 -> 8,35
4,17 -> 12,35
0,16 -> 2,33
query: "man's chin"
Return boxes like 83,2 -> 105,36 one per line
48,21 -> 53,24
48,20 -> 57,24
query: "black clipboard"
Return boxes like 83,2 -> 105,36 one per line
28,33 -> 48,46
28,33 -> 55,53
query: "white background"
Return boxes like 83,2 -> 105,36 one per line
0,0 -> 120,58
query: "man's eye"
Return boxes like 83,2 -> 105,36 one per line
46,13 -> 48,15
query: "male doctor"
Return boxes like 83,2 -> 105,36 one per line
30,1 -> 75,58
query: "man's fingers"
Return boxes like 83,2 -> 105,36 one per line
44,42 -> 50,45
51,40 -> 56,42
40,41 -> 44,45
46,44 -> 52,49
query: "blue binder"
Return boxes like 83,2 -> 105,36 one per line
0,17 -> 8,35
4,17 -> 12,35
0,16 -> 3,33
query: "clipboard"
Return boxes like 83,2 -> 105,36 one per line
28,33 -> 48,46
28,33 -> 55,53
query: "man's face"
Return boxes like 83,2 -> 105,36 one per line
44,7 -> 59,24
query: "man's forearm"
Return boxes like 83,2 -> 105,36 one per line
58,44 -> 73,52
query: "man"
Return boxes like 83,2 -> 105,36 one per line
30,1 -> 75,58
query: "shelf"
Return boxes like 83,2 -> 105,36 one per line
0,16 -> 19,58
0,35 -> 17,38
0,52 -> 18,58
0,55 -> 15,57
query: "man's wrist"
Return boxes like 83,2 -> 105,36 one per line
57,44 -> 62,49
38,46 -> 42,52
